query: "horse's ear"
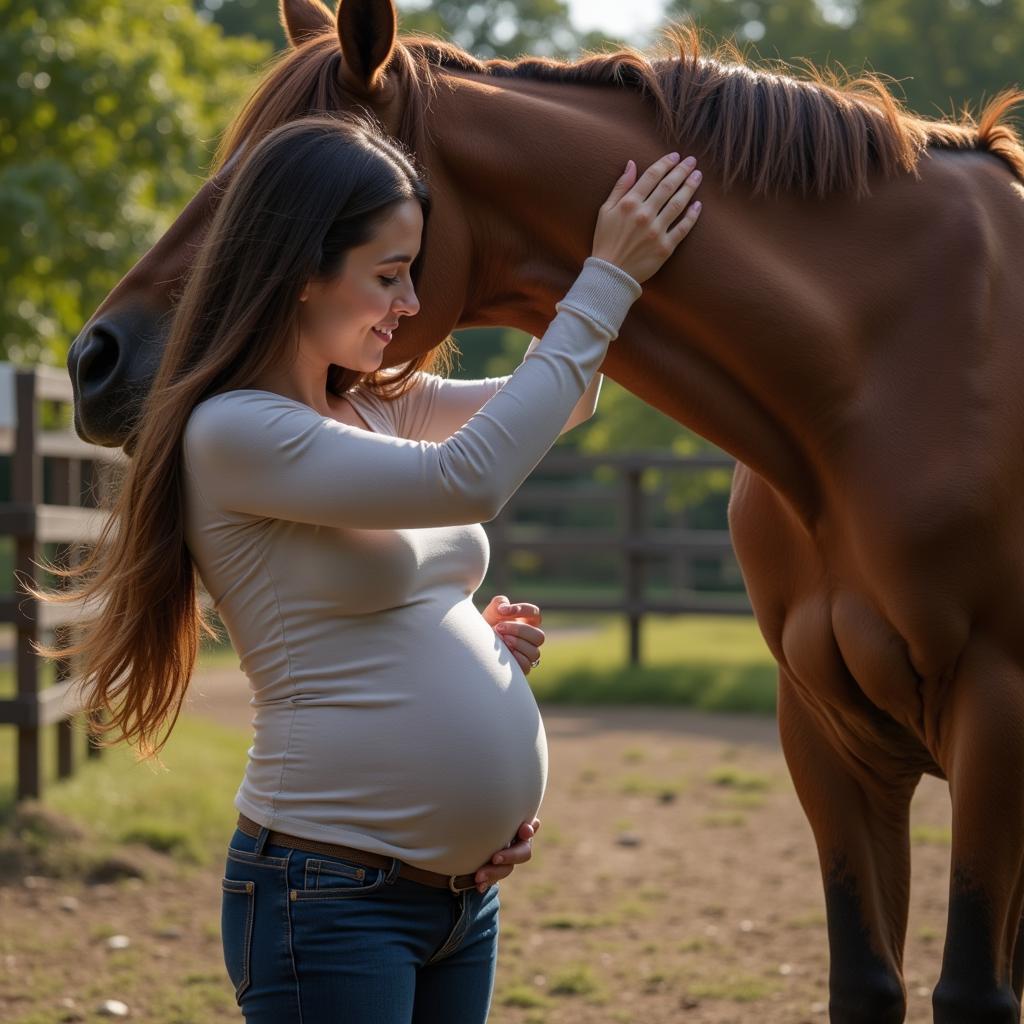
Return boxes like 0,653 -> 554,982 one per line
336,0 -> 397,96
279,0 -> 334,47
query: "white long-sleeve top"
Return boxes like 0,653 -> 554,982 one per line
181,256 -> 641,875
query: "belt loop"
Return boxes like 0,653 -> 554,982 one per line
253,824 -> 272,856
384,856 -> 401,884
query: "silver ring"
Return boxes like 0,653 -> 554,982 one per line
530,657 -> 540,669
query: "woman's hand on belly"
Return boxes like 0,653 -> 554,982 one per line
482,595 -> 544,673
473,817 -> 542,892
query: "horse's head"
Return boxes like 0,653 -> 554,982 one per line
68,0 -> 465,448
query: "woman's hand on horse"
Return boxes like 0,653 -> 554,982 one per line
474,817 -> 543,891
482,595 -> 544,675
592,151 -> 703,284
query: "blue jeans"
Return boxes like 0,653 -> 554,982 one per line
219,824 -> 500,1022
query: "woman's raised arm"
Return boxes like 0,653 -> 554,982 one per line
182,257 -> 638,531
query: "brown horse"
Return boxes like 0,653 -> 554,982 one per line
67,2 -> 1024,1020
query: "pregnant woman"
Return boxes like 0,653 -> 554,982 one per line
28,112 -> 702,1021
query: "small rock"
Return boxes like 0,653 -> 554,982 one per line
680,996 -> 701,1010
97,1000 -> 130,1017
152,946 -> 171,959
106,934 -> 131,950
59,998 -> 78,1009
155,925 -> 183,939
58,896 -> 80,913
779,962 -> 793,975
615,832 -> 643,847
23,875 -> 46,889
810,1002 -> 827,1014
739,918 -> 755,932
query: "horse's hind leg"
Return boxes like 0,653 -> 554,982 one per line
933,637 -> 1024,1023
778,669 -> 919,1024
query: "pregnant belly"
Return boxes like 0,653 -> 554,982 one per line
243,597 -> 548,876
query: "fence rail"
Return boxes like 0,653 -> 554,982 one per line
486,448 -> 749,664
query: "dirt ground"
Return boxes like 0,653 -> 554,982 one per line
1,665 -> 955,1023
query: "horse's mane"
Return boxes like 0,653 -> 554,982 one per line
212,20 -> 1024,200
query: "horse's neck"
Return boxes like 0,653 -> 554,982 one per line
432,71 -> 862,528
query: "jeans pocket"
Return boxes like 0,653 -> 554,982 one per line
290,852 -> 389,901
221,877 -> 255,1001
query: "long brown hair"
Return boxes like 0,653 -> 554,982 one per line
22,111 -> 456,763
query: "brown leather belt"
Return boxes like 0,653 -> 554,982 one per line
236,813 -> 481,894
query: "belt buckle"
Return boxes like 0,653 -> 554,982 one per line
448,873 -> 476,894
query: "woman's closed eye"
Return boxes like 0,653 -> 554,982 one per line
379,275 -> 401,286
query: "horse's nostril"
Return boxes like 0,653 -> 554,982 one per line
75,321 -> 121,390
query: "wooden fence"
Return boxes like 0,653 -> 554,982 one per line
486,449 -> 749,664
0,364 -> 749,801
0,363 -> 122,800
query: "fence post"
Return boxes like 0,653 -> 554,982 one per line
623,462 -> 645,666
49,452 -> 83,780
13,370 -> 42,799
488,504 -> 510,598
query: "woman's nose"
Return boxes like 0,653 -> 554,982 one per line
396,287 -> 420,317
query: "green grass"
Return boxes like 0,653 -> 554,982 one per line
0,710 -> 250,866
526,612 -> 777,713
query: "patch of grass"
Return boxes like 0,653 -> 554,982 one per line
708,766 -> 772,791
549,963 -> 605,998
527,614 -> 777,713
786,909 -> 827,928
911,824 -> 952,846
612,897 -> 655,921
720,790 -> 767,809
499,984 -> 550,1009
636,884 -> 667,902
540,912 -> 617,930
118,820 -> 204,862
618,773 -> 688,799
0,711 -> 251,871
687,972 -> 781,1002
701,811 -> 747,827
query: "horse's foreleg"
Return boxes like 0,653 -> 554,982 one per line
933,638 -> 1024,1024
778,669 -> 918,1024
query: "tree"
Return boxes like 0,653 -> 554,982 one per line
1,0 -> 269,365
665,0 -> 1024,118
198,0 -> 623,59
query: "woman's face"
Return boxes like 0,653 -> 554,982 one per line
297,198 -> 423,374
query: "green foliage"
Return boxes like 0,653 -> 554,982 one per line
667,0 -> 1024,120
198,0 -> 627,59
1,0 -> 269,365
396,0 -> 609,59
